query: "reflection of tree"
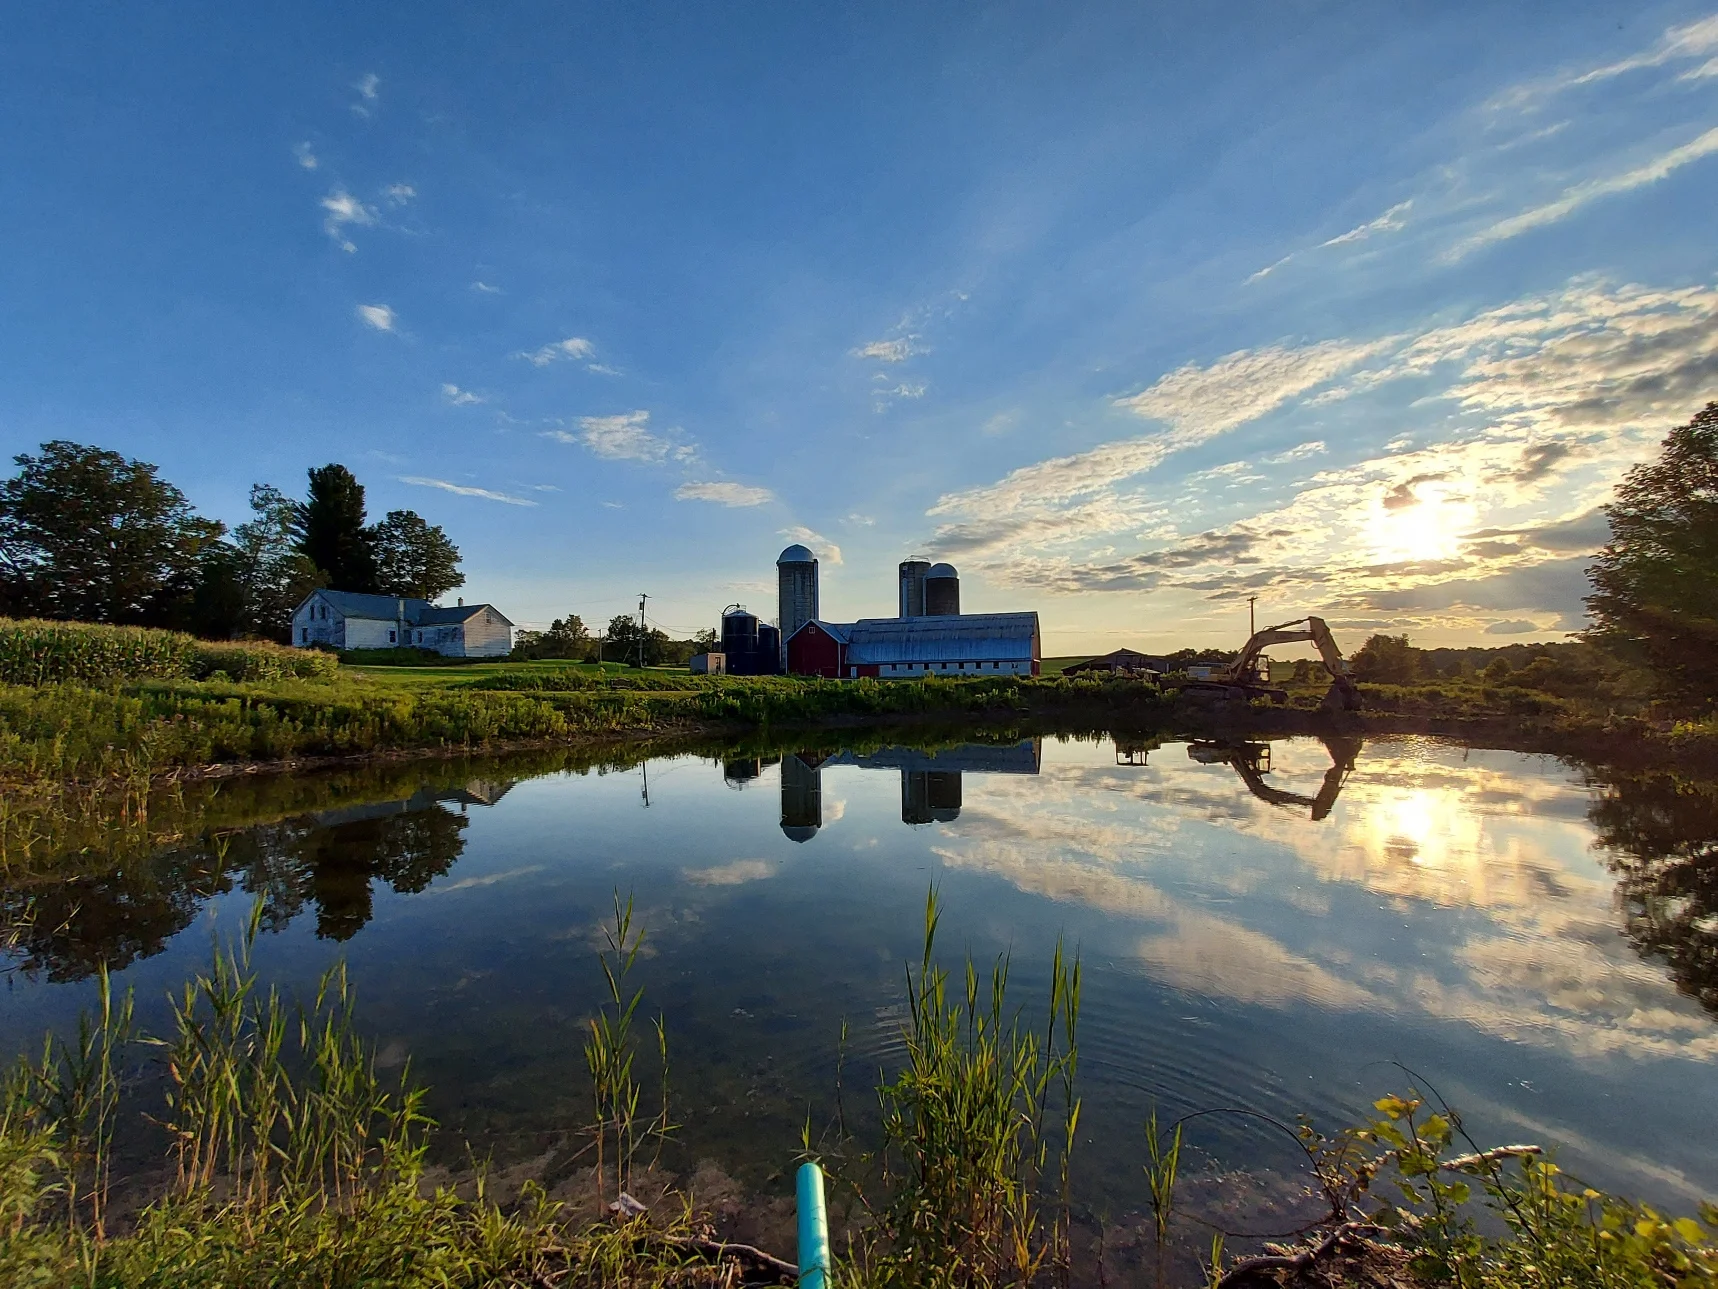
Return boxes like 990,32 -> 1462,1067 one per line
235,805 -> 468,941
0,848 -> 233,982
1590,769 -> 1718,1015
4,803 -> 469,980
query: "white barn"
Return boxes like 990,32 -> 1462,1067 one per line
291,590 -> 515,658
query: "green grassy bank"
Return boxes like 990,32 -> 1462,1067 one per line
2,620 -> 1713,795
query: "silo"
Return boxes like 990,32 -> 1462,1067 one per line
777,544 -> 819,664
780,753 -> 822,842
721,606 -> 761,674
926,771 -> 962,822
757,624 -> 781,674
924,563 -> 960,616
898,559 -> 930,617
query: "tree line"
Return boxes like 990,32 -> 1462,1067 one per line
513,611 -> 717,667
0,441 -> 462,643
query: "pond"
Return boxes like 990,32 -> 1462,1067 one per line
3,730 -> 1716,1236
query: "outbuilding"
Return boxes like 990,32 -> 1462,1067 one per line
291,590 -> 515,658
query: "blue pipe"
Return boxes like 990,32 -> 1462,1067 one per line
796,1160 -> 830,1289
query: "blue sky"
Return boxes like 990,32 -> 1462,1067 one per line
3,3 -> 1716,651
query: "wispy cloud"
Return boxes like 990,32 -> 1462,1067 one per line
399,476 -> 536,506
675,480 -> 775,507
1248,200 -> 1415,282
873,381 -> 928,410
544,410 -> 693,464
293,141 -> 318,170
780,525 -> 842,565
384,183 -> 416,205
356,303 -> 396,331
321,188 -> 376,252
471,280 -> 502,295
351,72 -> 380,116
1492,14 -> 1718,108
519,336 -> 597,366
851,336 -> 924,362
1449,126 -> 1718,260
441,383 -> 483,406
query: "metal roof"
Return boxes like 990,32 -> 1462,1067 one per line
841,612 -> 1039,664
300,590 -> 511,627
777,543 -> 816,563
830,739 -> 1042,774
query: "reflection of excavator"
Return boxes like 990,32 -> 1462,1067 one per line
1188,615 -> 1362,712
1187,735 -> 1363,821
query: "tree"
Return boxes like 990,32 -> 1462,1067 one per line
0,440 -> 224,624
233,485 -> 325,640
1350,633 -> 1420,684
370,509 -> 463,601
1587,402 -> 1718,709
297,464 -> 376,593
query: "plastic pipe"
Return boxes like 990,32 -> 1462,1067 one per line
796,1160 -> 830,1289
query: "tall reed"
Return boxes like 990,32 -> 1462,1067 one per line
583,892 -> 675,1207
869,888 -> 1081,1288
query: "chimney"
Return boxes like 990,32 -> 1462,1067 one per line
457,597 -> 463,606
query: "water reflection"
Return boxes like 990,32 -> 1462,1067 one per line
1592,769 -> 1718,1016
1182,736 -> 1360,820
779,739 -> 1043,836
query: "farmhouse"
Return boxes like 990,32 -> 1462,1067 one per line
291,590 -> 515,658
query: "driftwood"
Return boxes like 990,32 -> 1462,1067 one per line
1442,1144 -> 1542,1170
1214,1222 -> 1393,1289
662,1235 -> 798,1284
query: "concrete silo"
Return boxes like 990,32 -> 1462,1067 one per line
924,563 -> 960,616
777,543 -> 819,665
898,559 -> 930,617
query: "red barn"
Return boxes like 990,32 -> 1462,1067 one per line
785,613 -> 1040,679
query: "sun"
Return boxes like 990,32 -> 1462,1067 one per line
1370,480 -> 1477,563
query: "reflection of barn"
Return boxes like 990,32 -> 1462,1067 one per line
777,740 -> 1041,838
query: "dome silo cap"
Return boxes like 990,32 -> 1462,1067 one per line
926,562 -> 958,579
777,544 -> 817,564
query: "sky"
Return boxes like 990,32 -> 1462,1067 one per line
3,3 -> 1716,653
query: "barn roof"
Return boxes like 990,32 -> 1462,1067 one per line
845,612 -> 1039,664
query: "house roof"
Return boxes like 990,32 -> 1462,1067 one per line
788,612 -> 1039,664
299,590 -> 511,626
1064,648 -> 1163,673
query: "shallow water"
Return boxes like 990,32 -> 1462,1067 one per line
3,731 -> 1716,1224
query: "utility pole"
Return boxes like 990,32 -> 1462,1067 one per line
1247,594 -> 1257,637
637,593 -> 649,669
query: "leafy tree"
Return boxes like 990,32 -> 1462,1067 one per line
1350,633 -> 1420,684
693,627 -> 718,653
297,464 -> 377,593
370,509 -> 463,601
1587,402 -> 1718,709
186,543 -> 250,639
233,484 -> 325,641
0,440 -> 224,625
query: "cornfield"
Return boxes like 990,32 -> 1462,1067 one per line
0,619 -> 336,686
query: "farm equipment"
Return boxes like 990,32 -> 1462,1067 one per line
1183,615 -> 1362,711
1187,735 -> 1362,820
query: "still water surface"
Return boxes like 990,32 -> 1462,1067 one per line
3,732 -> 1715,1219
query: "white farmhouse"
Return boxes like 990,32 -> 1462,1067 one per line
291,590 -> 515,658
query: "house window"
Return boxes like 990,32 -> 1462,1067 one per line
388,631 -> 396,643
301,628 -> 308,642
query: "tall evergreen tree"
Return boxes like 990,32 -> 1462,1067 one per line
370,509 -> 463,601
297,464 -> 376,593
1587,402 -> 1718,709
0,440 -> 223,624
235,485 -> 326,639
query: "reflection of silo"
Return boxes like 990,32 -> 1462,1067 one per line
926,771 -> 962,821
898,559 -> 930,617
777,545 -> 819,666
925,563 -> 960,616
901,771 -> 932,825
779,753 -> 822,842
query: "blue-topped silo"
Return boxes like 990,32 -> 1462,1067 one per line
777,544 -> 819,664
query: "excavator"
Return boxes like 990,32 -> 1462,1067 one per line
1183,615 -> 1362,712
